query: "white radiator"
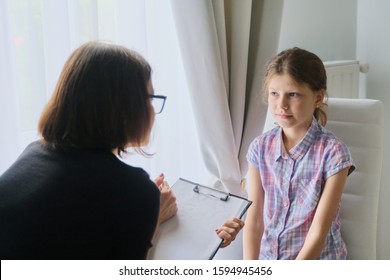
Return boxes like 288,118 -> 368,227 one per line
324,60 -> 366,99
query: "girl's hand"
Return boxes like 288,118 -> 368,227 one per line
216,218 -> 245,248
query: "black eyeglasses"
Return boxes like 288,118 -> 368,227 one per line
149,94 -> 167,114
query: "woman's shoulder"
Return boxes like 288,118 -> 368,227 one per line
21,140 -> 45,154
103,159 -> 160,204
109,157 -> 153,184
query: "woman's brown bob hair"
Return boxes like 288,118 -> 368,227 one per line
38,41 -> 154,154
262,47 -> 328,126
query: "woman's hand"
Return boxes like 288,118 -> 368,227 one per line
154,173 -> 165,188
216,218 -> 245,248
154,174 -> 178,224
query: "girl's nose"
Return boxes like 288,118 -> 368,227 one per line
279,97 -> 288,110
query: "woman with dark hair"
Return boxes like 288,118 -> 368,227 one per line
0,41 -> 242,259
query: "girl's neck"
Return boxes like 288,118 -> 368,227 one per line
282,126 -> 309,152
282,133 -> 301,152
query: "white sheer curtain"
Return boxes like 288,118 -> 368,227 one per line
170,0 -> 284,195
0,0 -> 209,185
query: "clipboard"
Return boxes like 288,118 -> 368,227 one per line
148,178 -> 252,260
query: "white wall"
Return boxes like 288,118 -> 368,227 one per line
278,0 -> 357,60
279,0 -> 390,259
357,0 -> 390,260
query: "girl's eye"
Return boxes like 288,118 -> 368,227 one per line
269,91 -> 278,96
289,92 -> 299,97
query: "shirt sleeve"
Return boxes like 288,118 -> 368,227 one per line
324,139 -> 355,179
247,136 -> 261,168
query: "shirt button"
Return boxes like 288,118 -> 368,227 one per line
283,200 -> 289,207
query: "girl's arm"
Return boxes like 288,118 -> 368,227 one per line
243,164 -> 265,260
296,168 -> 349,260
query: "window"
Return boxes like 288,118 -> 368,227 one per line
0,0 -> 209,184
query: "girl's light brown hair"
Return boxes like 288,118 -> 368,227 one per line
38,41 -> 153,154
262,47 -> 328,126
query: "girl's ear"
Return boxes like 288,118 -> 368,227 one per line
315,89 -> 325,105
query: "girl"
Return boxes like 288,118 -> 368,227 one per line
243,47 -> 355,260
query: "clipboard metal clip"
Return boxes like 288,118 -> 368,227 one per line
193,185 -> 229,201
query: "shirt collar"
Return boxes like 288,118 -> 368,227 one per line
275,117 -> 321,161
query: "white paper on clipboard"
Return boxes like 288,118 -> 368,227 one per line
148,178 -> 252,260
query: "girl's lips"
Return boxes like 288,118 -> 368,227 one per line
276,114 -> 292,119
